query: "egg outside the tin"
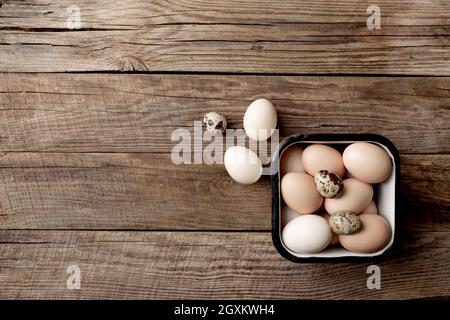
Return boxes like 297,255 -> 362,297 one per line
224,146 -> 262,184
243,98 -> 277,141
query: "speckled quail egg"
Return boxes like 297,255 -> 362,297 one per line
329,211 -> 362,235
203,112 -> 227,134
314,170 -> 344,198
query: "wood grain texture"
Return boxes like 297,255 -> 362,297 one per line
0,0 -> 449,73
0,152 -> 448,230
0,230 -> 448,299
1,73 -> 449,153
1,0 -> 449,302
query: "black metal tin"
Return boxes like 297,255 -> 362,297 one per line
271,134 -> 401,263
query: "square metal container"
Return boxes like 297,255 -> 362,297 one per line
271,134 -> 400,262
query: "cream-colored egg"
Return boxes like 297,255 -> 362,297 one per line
224,146 -> 262,184
302,144 -> 346,177
282,215 -> 332,254
243,98 -> 277,141
363,200 -> 378,215
281,172 -> 323,214
324,178 -> 373,214
320,212 -> 339,245
339,214 -> 392,253
343,142 -> 392,183
281,205 -> 303,227
280,145 -> 304,176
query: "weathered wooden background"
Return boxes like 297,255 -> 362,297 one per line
0,0 -> 449,299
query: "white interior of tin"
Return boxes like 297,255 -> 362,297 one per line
278,140 -> 396,258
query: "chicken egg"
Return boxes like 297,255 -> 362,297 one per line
282,215 -> 332,254
324,178 -> 373,214
243,98 -> 277,141
302,144 -> 346,177
363,200 -> 378,215
343,142 -> 392,183
224,146 -> 262,184
339,214 -> 392,253
280,145 -> 304,176
281,172 -> 323,214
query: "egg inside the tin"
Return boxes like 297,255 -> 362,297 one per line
343,142 -> 392,184
363,200 -> 378,215
282,215 -> 332,254
339,214 -> 392,253
302,144 -> 346,177
281,172 -> 323,214
324,178 -> 373,214
320,212 -> 339,245
280,145 -> 304,176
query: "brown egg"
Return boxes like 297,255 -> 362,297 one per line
324,178 -> 373,214
302,144 -> 346,177
280,145 -> 304,176
320,212 -> 339,245
343,142 -> 393,184
281,172 -> 323,214
339,214 -> 392,253
363,200 -> 378,215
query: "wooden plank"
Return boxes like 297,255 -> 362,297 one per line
0,152 -> 271,230
0,230 -> 448,299
1,73 -> 449,153
1,0 -> 449,33
400,155 -> 450,233
0,152 -> 447,230
0,0 -> 449,73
